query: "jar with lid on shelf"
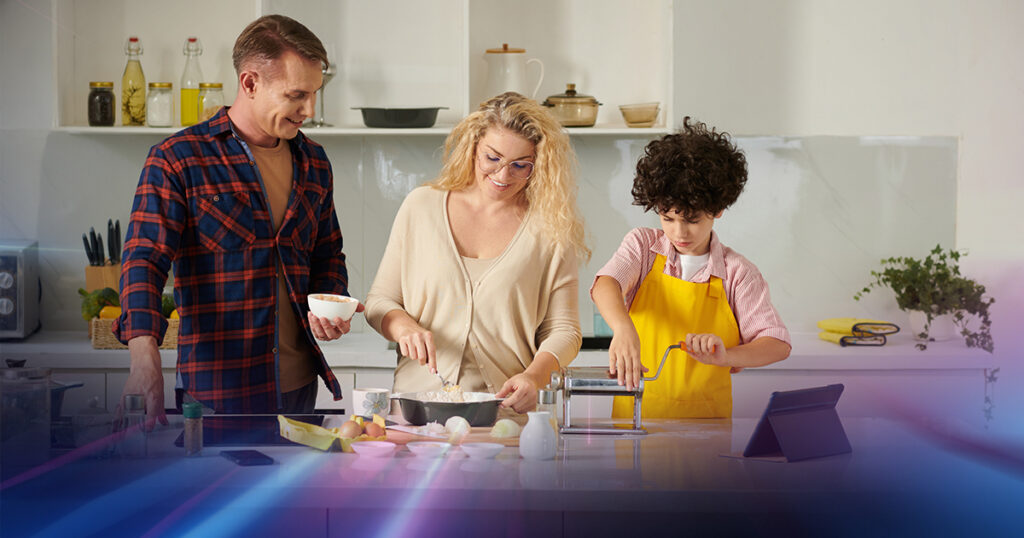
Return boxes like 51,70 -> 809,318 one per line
146,82 -> 173,127
87,82 -> 115,126
197,82 -> 224,122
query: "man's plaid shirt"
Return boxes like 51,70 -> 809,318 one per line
113,108 -> 348,412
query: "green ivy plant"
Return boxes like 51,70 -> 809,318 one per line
854,245 -> 994,352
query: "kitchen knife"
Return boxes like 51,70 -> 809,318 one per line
113,220 -> 121,263
82,233 -> 96,265
89,228 -> 101,266
107,220 -> 115,263
96,234 -> 105,265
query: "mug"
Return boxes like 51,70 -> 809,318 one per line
352,387 -> 390,417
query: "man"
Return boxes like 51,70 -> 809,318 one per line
113,15 -> 360,426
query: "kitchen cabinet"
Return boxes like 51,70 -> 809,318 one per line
53,0 -> 673,135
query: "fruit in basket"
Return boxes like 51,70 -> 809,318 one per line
98,306 -> 122,319
78,287 -> 119,321
161,294 -> 176,318
170,309 -> 179,319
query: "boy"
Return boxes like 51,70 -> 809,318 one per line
591,118 -> 791,418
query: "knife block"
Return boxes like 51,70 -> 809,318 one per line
85,263 -> 121,292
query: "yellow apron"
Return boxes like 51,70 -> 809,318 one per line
612,254 -> 740,418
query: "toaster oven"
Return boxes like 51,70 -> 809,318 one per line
0,240 -> 40,339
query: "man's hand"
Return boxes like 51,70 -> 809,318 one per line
308,303 -> 365,341
118,336 -> 168,432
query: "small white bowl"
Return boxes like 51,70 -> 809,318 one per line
407,441 -> 451,458
461,442 -> 504,459
350,440 -> 397,458
308,293 -> 359,321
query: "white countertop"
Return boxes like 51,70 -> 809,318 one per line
0,330 -> 994,371
2,416 -> 1020,536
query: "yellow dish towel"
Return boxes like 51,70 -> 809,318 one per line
818,331 -> 887,347
817,318 -> 900,336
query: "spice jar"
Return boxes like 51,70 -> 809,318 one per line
87,82 -> 115,126
119,393 -> 147,458
182,402 -> 203,457
537,388 -> 559,433
197,82 -> 224,122
146,82 -> 173,127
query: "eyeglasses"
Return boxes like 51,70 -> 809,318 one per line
477,152 -> 535,180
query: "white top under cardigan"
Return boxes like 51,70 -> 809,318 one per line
365,186 -> 582,396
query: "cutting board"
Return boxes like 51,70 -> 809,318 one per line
385,426 -> 520,447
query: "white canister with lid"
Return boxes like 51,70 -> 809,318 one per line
483,43 -> 545,100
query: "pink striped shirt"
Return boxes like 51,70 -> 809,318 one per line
591,228 -> 790,345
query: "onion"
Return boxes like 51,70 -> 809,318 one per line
490,418 -> 521,438
445,416 -> 471,443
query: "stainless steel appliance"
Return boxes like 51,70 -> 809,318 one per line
550,344 -> 680,435
0,240 -> 40,339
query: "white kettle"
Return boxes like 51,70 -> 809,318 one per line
483,43 -> 545,100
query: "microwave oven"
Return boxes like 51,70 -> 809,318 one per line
0,240 -> 40,339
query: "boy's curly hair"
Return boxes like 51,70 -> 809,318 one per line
631,117 -> 747,218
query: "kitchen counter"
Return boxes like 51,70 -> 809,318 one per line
2,416 -> 1021,536
2,330 -> 999,422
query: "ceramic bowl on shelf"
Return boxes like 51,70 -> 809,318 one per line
618,102 -> 660,128
461,442 -> 504,459
307,293 -> 359,321
407,441 -> 452,458
350,440 -> 397,458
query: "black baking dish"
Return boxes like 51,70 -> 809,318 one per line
352,107 -> 448,128
392,392 -> 502,427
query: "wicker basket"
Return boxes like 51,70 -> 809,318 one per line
91,318 -> 178,350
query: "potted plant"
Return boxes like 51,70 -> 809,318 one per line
854,245 -> 994,352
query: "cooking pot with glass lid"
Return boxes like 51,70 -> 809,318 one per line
542,83 -> 602,127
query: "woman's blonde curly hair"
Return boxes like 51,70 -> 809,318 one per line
428,92 -> 591,261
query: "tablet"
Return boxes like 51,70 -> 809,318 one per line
742,384 -> 851,461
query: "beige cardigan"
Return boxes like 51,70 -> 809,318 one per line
365,186 -> 582,395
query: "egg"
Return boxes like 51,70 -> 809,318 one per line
338,420 -> 363,439
364,422 -> 385,438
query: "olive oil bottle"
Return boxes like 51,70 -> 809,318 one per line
121,36 -> 146,126
180,37 -> 203,126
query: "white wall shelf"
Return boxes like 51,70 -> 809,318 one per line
53,0 -> 675,134
55,125 -> 671,137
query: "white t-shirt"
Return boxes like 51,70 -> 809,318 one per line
678,252 -> 710,281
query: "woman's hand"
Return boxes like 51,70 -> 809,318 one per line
307,303 -> 364,341
396,324 -> 438,374
608,324 -> 647,391
684,333 -> 727,366
496,372 -> 541,413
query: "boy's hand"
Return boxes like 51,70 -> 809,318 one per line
684,333 -> 727,366
608,324 -> 647,391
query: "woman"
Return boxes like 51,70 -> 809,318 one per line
365,92 -> 590,413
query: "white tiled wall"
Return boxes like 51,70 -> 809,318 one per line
0,132 -> 956,335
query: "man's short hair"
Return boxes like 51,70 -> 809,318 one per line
232,14 -> 328,73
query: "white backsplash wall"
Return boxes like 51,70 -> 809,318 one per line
0,130 -> 955,336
